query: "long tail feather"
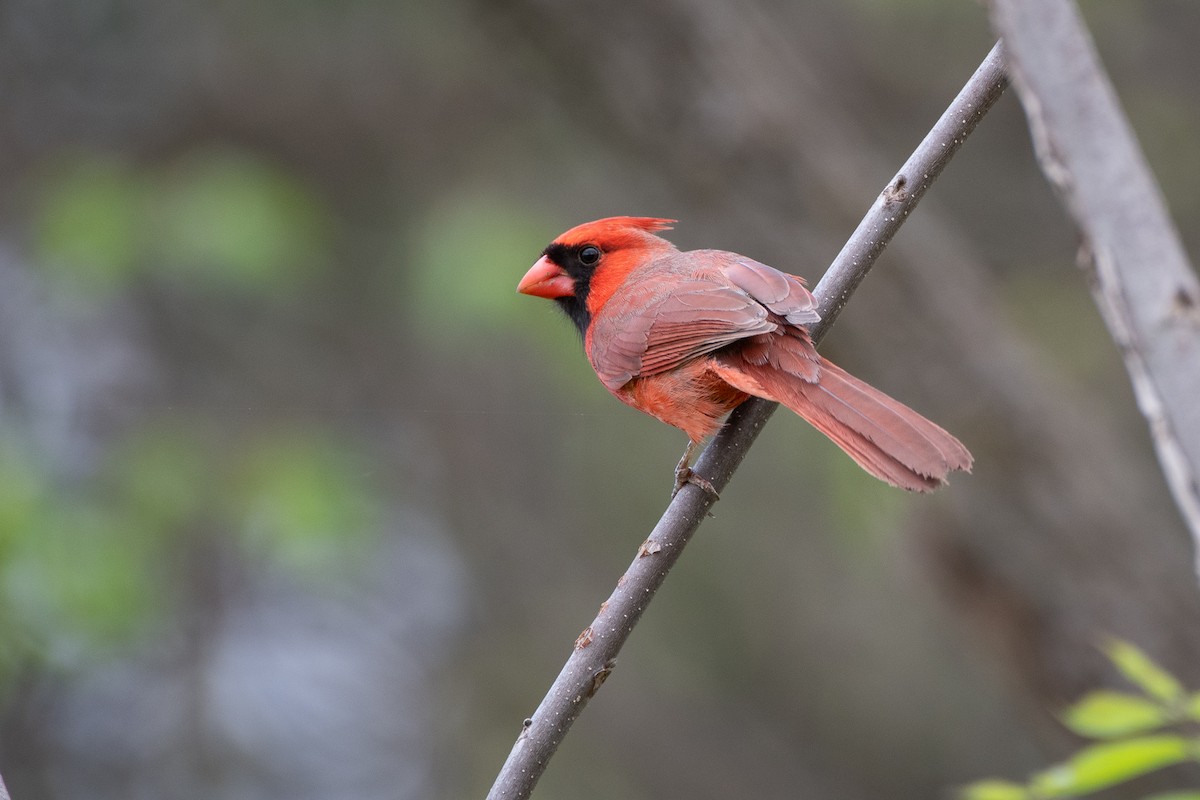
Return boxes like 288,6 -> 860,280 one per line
712,356 -> 972,492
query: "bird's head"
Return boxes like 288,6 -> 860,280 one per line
518,216 -> 677,333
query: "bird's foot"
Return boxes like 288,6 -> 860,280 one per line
671,439 -> 720,501
672,464 -> 720,500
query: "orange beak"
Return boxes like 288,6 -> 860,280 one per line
517,255 -> 576,299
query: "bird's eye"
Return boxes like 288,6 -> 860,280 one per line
578,245 -> 602,266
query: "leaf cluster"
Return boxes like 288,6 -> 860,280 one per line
963,640 -> 1200,800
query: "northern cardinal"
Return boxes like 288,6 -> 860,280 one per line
518,216 -> 972,494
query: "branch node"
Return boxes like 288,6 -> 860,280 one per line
1170,286 -> 1200,325
884,174 -> 909,204
587,659 -> 618,698
638,539 -> 663,557
575,627 -> 594,649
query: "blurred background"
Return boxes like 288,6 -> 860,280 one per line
0,1 -> 1198,798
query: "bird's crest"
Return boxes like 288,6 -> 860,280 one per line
552,216 -> 677,248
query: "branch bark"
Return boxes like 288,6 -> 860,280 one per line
486,43 -> 1009,800
989,0 -> 1200,569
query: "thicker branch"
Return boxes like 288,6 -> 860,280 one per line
487,42 -> 1008,800
989,0 -> 1200,569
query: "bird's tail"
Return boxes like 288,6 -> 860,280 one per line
713,356 -> 972,492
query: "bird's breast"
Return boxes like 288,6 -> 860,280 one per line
612,359 -> 749,443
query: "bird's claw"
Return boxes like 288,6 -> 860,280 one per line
672,466 -> 720,500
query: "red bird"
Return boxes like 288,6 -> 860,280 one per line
518,216 -> 972,494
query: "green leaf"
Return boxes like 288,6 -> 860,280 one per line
1186,691 -> 1200,722
1105,639 -> 1185,703
1030,736 -> 1194,797
1062,690 -> 1171,738
958,779 -> 1029,800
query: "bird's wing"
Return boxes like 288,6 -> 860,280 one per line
587,253 -> 819,392
718,256 -> 820,326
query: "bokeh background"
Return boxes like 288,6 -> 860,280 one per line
1,1 -> 1198,798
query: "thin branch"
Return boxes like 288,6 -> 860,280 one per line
487,42 -> 1008,800
988,0 -> 1200,569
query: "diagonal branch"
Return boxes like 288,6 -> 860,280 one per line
487,42 -> 1008,800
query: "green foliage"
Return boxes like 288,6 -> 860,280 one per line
33,147 -> 331,295
961,640 -> 1200,799
21,506 -> 162,650
1104,638 -> 1185,705
1029,737 -> 1193,797
152,148 -> 331,290
232,429 -> 381,574
1062,691 -> 1172,739
0,430 -> 164,671
0,421 -> 383,693
34,156 -> 144,291
961,779 -> 1029,800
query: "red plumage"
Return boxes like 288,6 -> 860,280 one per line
518,216 -> 972,493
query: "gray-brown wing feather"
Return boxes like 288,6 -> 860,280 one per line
587,252 -> 820,391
